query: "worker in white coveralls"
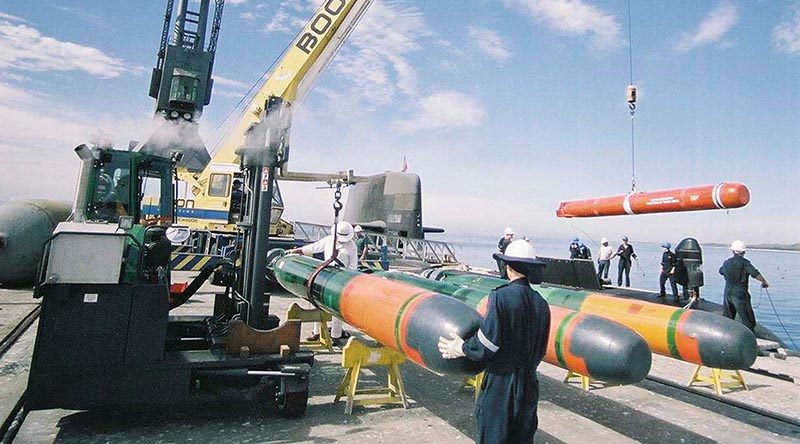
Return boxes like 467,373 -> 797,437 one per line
286,221 -> 357,345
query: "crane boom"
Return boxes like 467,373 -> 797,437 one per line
206,0 -> 371,169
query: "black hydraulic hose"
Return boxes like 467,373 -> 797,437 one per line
169,262 -> 226,309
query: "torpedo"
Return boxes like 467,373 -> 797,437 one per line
268,251 -> 484,375
379,271 -> 652,384
555,182 -> 750,218
425,269 -> 758,370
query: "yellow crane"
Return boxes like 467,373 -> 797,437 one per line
172,0 -> 372,247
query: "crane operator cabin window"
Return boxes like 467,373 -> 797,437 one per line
89,159 -> 131,223
209,174 -> 231,197
170,75 -> 199,106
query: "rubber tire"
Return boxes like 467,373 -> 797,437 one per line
279,390 -> 309,418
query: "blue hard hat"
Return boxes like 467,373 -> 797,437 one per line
622,235 -> 629,241
661,242 -> 671,249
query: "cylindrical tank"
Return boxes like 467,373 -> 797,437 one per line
0,200 -> 72,286
427,269 -> 758,370
555,183 -> 750,218
268,251 -> 483,375
380,271 -> 652,384
675,237 -> 704,289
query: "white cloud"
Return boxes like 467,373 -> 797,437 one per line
502,0 -> 622,50
774,5 -> 800,54
674,2 -> 739,52
333,1 -> 430,105
392,91 -> 485,132
239,11 -> 257,21
261,0 -> 316,33
0,82 -> 150,201
214,75 -> 249,90
227,0 -> 248,5
468,26 -> 512,62
0,12 -> 26,22
0,18 -> 140,78
264,10 -> 293,33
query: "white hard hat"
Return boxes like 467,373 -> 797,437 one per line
493,239 -> 543,265
504,227 -> 515,235
601,237 -> 609,244
730,240 -> 746,253
354,225 -> 363,233
332,221 -> 354,243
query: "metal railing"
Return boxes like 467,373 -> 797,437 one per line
293,221 -> 331,242
292,221 -> 459,265
366,233 -> 458,265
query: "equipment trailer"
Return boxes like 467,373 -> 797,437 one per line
26,144 -> 313,417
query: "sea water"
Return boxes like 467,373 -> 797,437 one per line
430,234 -> 800,351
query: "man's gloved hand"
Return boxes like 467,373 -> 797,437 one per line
761,281 -> 770,288
438,333 -> 465,359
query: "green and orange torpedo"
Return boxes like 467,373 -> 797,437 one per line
424,269 -> 758,370
379,271 -> 652,384
268,251 -> 483,375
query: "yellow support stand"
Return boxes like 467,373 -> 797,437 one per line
687,365 -> 748,396
286,303 -> 333,352
564,370 -> 594,390
463,372 -> 485,400
334,337 -> 409,415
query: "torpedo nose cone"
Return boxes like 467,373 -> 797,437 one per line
0,200 -> 71,286
569,314 -> 652,384
719,182 -> 750,208
685,311 -> 758,369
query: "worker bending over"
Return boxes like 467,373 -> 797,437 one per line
286,221 -> 357,344
719,241 -> 769,333
439,239 -> 551,443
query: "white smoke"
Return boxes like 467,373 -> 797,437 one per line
137,116 -> 210,171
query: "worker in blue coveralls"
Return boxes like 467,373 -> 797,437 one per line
719,240 -> 769,332
658,242 -> 679,301
438,239 -> 551,443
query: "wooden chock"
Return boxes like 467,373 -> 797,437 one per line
564,370 -> 594,391
688,365 -> 748,396
287,302 -> 334,352
226,319 -> 300,355
463,372 -> 485,400
334,337 -> 409,415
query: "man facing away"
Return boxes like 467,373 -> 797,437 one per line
719,240 -> 769,332
286,221 -> 358,345
438,239 -> 551,443
496,227 -> 515,279
616,236 -> 637,287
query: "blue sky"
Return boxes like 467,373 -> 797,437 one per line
1,0 -> 798,245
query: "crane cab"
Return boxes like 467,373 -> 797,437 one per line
78,147 -> 175,226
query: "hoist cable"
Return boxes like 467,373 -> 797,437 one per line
306,182 -> 345,304
627,0 -> 637,192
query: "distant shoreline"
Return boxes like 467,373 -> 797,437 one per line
705,242 -> 800,252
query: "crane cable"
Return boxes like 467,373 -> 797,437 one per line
626,0 -> 638,192
759,287 -> 799,350
305,182 -> 345,306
